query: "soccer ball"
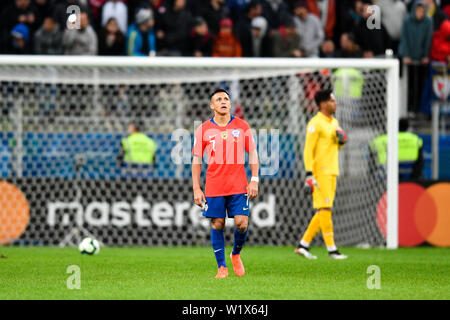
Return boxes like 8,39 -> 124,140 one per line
78,237 -> 100,255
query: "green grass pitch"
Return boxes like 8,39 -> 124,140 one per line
0,246 -> 448,300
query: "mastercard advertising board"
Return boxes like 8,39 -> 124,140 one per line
377,182 -> 450,247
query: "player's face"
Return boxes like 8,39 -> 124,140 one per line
322,94 -> 337,115
210,92 -> 231,116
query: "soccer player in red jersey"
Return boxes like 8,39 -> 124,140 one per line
192,89 -> 259,278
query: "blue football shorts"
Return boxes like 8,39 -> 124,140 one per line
203,193 -> 249,219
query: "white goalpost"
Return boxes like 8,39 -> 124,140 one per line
0,55 -> 399,248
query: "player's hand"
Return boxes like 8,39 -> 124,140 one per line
247,181 -> 258,200
336,127 -> 348,145
193,188 -> 206,209
304,171 -> 318,194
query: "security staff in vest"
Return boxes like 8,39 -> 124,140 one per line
117,120 -> 157,167
369,118 -> 424,181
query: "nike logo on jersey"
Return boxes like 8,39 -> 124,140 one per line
214,249 -> 222,253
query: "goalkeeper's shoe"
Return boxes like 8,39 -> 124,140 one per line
294,246 -> 317,260
328,251 -> 348,260
230,253 -> 245,277
215,266 -> 229,279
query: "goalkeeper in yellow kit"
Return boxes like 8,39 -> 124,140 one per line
295,89 -> 348,260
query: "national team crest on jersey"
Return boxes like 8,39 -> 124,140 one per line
232,129 -> 240,138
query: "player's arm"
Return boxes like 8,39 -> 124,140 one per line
245,125 -> 259,200
192,155 -> 206,208
192,126 -> 206,208
248,148 -> 259,200
303,121 -> 320,192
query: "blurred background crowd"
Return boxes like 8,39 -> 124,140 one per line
0,0 -> 449,117
0,0 -> 447,59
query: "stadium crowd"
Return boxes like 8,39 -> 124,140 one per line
0,0 -> 448,59
0,0 -> 449,115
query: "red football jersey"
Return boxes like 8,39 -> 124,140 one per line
192,116 -> 256,197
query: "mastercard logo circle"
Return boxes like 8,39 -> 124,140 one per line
376,182 -> 450,247
0,181 -> 30,245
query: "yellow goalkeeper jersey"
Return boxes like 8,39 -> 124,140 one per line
303,111 -> 342,176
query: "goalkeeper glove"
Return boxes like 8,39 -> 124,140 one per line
304,171 -> 318,194
336,127 -> 348,145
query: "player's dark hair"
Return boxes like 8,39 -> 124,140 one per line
210,88 -> 230,100
314,89 -> 333,109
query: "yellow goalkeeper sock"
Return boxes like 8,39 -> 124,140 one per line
301,213 -> 321,244
319,209 -> 336,250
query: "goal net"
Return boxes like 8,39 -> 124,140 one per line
0,56 -> 399,248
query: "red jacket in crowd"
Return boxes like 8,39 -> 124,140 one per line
431,20 -> 450,63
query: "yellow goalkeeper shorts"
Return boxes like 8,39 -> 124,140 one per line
312,175 -> 337,209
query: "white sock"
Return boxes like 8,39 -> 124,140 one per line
327,246 -> 337,252
300,240 -> 310,248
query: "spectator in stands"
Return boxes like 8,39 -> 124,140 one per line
444,2 -> 450,19
1,0 -> 39,33
340,0 -> 364,37
337,32 -> 362,58
8,23 -> 32,54
62,11 -> 98,55
270,16 -> 302,57
126,8 -> 156,56
34,16 -> 63,54
262,0 -> 290,31
305,0 -> 336,39
227,0 -> 253,22
99,17 -> 125,55
248,16 -> 272,57
293,1 -> 324,57
198,0 -> 228,36
375,0 -> 408,55
212,18 -> 242,57
53,0 -> 89,31
89,0 -> 109,27
236,0 -> 263,56
158,0 -> 193,56
354,1 -> 391,57
399,0 -> 433,63
136,0 -> 167,33
34,0 -> 54,28
1,0 -> 39,52
398,0 -> 433,114
319,38 -> 336,57
188,16 -> 213,57
430,19 -> 450,63
423,0 -> 448,31
102,0 -> 128,35
117,120 -> 158,167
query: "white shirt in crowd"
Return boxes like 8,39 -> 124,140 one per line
101,0 -> 128,35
